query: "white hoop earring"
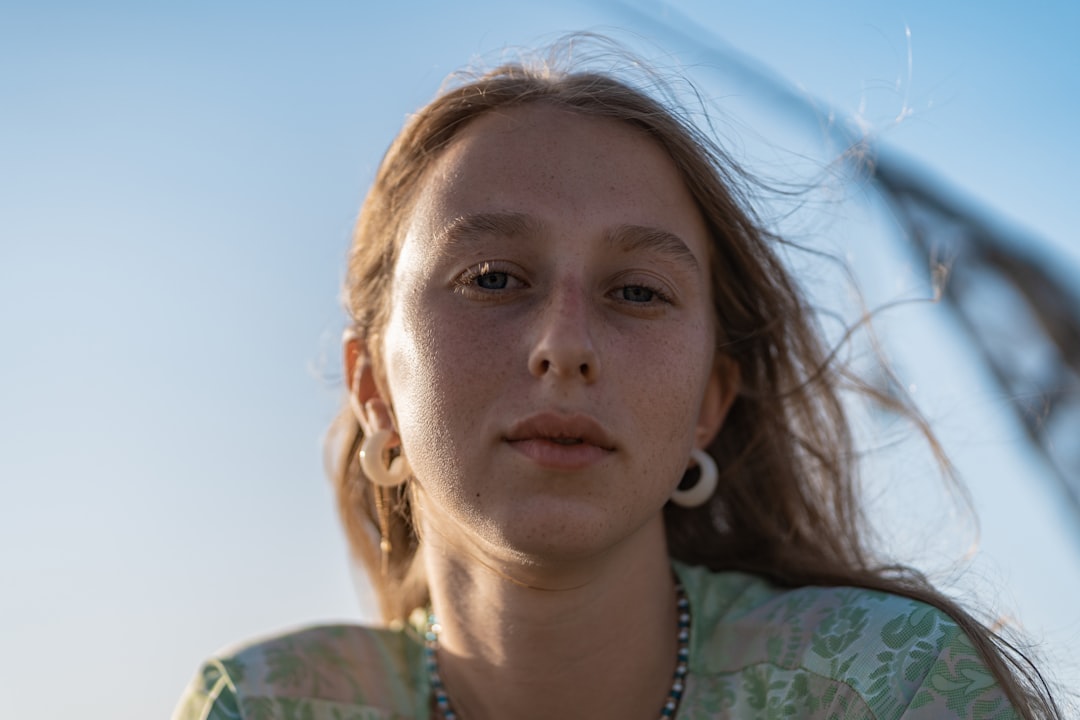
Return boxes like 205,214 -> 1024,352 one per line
359,429 -> 411,487
670,448 -> 718,508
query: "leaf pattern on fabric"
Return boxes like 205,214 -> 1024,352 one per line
265,643 -> 311,691
811,604 -> 870,660
172,563 -> 1020,719
241,697 -> 277,720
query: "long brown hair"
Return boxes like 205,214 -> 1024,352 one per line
329,44 -> 1060,718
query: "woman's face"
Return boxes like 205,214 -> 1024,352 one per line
378,103 -> 733,563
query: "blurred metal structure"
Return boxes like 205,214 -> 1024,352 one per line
612,0 -> 1080,521
872,156 -> 1080,517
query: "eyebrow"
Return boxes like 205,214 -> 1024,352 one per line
434,212 -> 542,249
606,224 -> 701,274
434,212 -> 701,274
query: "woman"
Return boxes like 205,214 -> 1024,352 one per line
174,45 -> 1058,719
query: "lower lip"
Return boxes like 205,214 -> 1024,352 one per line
507,439 -> 611,471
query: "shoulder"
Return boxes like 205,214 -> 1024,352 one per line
674,563 -> 1020,719
172,623 -> 427,720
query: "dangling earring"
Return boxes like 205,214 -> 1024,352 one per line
358,429 -> 410,577
670,448 -> 718,508
359,429 -> 411,487
372,485 -> 394,578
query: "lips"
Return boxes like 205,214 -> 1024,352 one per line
505,412 -> 615,470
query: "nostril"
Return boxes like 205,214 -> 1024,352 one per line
528,349 -> 599,381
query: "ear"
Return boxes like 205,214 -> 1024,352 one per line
343,331 -> 397,438
695,354 -> 740,449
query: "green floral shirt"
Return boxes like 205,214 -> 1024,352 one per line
173,563 -> 1019,719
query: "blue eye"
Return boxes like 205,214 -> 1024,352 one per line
476,272 -> 509,290
453,262 -> 524,299
621,286 -> 656,303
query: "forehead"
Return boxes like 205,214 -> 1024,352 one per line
409,103 -> 706,238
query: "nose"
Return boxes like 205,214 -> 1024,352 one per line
527,282 -> 600,384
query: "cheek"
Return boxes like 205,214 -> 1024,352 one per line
382,286 -> 515,480
391,289 -> 515,396
621,318 -> 714,426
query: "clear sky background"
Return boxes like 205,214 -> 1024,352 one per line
2,1 -> 1078,717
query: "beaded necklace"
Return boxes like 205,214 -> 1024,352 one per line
424,583 -> 691,720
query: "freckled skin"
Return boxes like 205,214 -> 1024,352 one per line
380,104 -> 726,566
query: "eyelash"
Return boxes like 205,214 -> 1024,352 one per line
453,261 -> 523,297
615,281 -> 672,305
608,270 -> 675,307
453,262 -> 674,306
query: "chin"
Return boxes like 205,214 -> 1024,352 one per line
483,499 -> 659,566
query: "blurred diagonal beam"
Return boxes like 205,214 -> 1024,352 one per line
872,155 -> 1080,519
608,0 -> 1080,522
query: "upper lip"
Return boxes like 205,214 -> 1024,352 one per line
505,412 -> 617,450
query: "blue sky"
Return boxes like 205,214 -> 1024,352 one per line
2,1 -> 1078,716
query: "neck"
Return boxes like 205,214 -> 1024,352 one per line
420,516 -> 679,720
